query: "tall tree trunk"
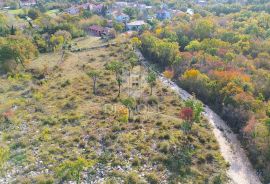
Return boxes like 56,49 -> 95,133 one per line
93,78 -> 96,95
128,69 -> 131,97
118,83 -> 121,97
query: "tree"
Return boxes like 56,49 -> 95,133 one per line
266,118 -> 270,145
0,35 -> 38,72
185,40 -> 201,52
56,157 -> 94,184
0,14 -> 8,36
130,37 -> 142,49
113,22 -> 124,32
184,98 -> 203,123
121,97 -> 136,119
147,71 -> 157,95
28,9 -> 41,20
193,19 -> 215,40
105,61 -> 124,97
163,69 -> 174,79
87,70 -> 101,95
180,107 -> 193,122
127,57 -> 138,95
123,7 -> 139,19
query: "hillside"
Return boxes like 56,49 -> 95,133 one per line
0,37 -> 227,183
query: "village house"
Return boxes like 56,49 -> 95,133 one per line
126,20 -> 146,31
65,6 -> 80,15
112,11 -> 130,23
156,9 -> 171,20
187,8 -> 194,15
87,25 -> 109,37
196,0 -> 208,6
20,0 -> 36,7
65,3 -> 104,15
113,2 -> 131,8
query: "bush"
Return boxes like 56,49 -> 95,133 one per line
0,146 -> 9,173
147,96 -> 158,105
158,141 -> 170,154
146,172 -> 159,184
56,157 -> 93,183
124,172 -> 144,184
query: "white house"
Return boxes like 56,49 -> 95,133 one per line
65,6 -> 80,15
126,20 -> 146,31
187,8 -> 194,15
112,11 -> 130,23
20,0 -> 36,7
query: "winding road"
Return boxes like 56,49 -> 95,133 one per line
136,50 -> 262,184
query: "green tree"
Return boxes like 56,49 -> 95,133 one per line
123,7 -> 139,19
184,98 -> 204,123
106,61 -> 124,97
56,157 -> 94,184
28,9 -> 41,20
87,70 -> 101,95
185,40 -> 201,52
193,19 -> 215,40
113,22 -> 124,32
147,71 -> 157,96
266,118 -> 270,145
121,97 -> 136,119
0,35 -> 38,72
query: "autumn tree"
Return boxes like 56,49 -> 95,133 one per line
163,69 -> 174,79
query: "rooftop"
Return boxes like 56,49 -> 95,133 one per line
127,20 -> 146,26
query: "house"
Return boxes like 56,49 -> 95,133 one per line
126,20 -> 146,31
65,3 -> 104,15
20,0 -> 36,7
186,8 -> 194,15
156,10 -> 171,20
197,0 -> 208,6
135,3 -> 152,10
94,4 -> 104,14
65,6 -> 80,15
88,25 -> 109,37
113,11 -> 130,23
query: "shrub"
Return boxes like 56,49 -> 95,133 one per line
56,157 -> 94,184
0,146 -> 9,173
147,96 -> 158,105
32,174 -> 54,184
158,141 -> 170,154
146,172 -> 159,184
124,172 -> 144,184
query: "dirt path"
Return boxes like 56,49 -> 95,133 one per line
136,50 -> 262,184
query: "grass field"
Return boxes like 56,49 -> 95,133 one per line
7,9 -> 24,15
45,9 -> 60,17
0,38 -> 228,183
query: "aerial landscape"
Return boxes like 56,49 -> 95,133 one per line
0,0 -> 269,183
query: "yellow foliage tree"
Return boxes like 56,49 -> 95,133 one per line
182,69 -> 200,79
